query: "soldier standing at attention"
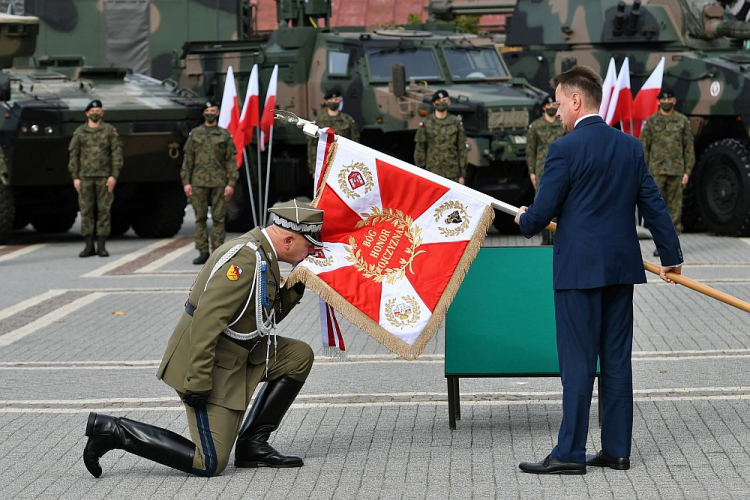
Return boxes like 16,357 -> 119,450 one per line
84,200 -> 323,477
307,89 -> 359,175
182,100 -> 239,265
640,88 -> 695,256
68,99 -> 122,258
414,89 -> 468,184
527,95 -> 565,245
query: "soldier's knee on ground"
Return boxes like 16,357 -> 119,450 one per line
288,341 -> 315,382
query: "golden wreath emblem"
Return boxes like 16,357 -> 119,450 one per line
305,247 -> 334,267
345,207 -> 426,284
338,161 -> 374,199
433,200 -> 471,237
385,296 -> 421,329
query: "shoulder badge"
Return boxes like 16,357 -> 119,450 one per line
227,264 -> 243,281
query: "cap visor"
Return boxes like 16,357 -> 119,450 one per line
304,233 -> 324,247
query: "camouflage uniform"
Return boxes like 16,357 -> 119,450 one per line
414,114 -> 468,182
526,116 -> 565,182
182,124 -> 239,253
640,111 -> 695,233
308,112 -> 359,174
68,123 -> 123,237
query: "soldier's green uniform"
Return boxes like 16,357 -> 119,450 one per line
526,116 -> 565,182
640,110 -> 695,233
308,111 -> 359,174
83,201 -> 324,478
414,113 -> 468,182
182,124 -> 239,254
68,122 -> 122,237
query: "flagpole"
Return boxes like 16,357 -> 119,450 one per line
242,147 -> 258,227
256,127 -> 263,224
262,126 -> 274,216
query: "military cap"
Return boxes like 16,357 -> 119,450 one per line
542,95 -> 555,106
203,99 -> 219,109
324,89 -> 343,100
269,200 -> 324,247
431,89 -> 450,103
85,100 -> 103,112
657,88 -> 675,99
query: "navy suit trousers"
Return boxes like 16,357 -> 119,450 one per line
551,284 -> 634,463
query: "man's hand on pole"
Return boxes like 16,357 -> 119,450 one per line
659,265 -> 682,285
514,206 -> 528,225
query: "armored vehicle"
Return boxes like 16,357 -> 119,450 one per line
0,12 -> 205,243
177,0 -> 547,232
501,0 -> 750,236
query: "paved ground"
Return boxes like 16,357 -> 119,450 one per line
1,210 -> 749,499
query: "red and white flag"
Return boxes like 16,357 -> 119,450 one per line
631,57 -> 665,138
238,64 -> 261,155
289,130 -> 494,360
599,58 -> 617,119
218,66 -> 243,166
259,65 -> 278,152
318,300 -> 346,358
605,57 -> 634,135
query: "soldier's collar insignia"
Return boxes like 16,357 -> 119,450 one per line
227,264 -> 243,281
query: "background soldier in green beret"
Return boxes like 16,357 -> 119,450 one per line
527,95 -> 565,245
640,88 -> 695,255
83,200 -> 323,478
307,89 -> 359,175
414,89 -> 468,184
68,99 -> 123,258
182,100 -> 240,265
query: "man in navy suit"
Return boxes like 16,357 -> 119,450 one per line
515,66 -> 683,475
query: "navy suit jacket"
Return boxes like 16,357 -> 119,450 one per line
519,115 -> 682,290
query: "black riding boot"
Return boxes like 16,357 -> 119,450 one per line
234,377 -> 305,468
79,236 -> 96,258
96,237 -> 109,257
84,412 -> 195,478
193,252 -> 209,265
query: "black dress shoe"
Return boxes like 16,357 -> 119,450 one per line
519,454 -> 586,475
586,451 -> 630,470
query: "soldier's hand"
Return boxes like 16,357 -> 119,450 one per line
184,184 -> 192,198
682,174 -> 689,187
530,173 -> 537,189
182,390 -> 211,408
73,179 -> 81,194
224,185 -> 234,202
106,176 -> 116,193
458,177 -> 465,185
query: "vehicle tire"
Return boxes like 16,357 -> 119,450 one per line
693,138 -> 750,236
681,179 -> 705,233
0,184 -> 14,243
110,210 -> 131,237
225,177 -> 254,233
131,183 -> 187,238
29,192 -> 78,233
12,211 -> 29,230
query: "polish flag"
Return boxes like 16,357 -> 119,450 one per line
218,66 -> 243,166
599,58 -> 617,119
259,65 -> 278,152
605,57 -> 634,135
631,57 -> 665,138
238,64 -> 261,156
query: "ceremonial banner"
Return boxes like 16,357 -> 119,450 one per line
289,131 -> 494,360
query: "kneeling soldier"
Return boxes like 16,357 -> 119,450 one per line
83,200 -> 323,477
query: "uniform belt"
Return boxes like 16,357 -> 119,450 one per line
185,301 -> 197,317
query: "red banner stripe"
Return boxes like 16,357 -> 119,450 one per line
319,266 -> 383,322
406,240 -> 469,311
375,158 -> 450,220
318,187 -> 365,244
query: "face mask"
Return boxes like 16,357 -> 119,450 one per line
326,102 -> 340,111
545,108 -> 557,117
435,102 -> 449,112
659,102 -> 674,112
88,113 -> 102,123
204,113 -> 218,123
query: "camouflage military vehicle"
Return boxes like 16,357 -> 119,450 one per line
501,0 -> 750,236
177,0 -> 547,232
0,12 -> 205,244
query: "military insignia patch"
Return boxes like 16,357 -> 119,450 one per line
306,246 -> 334,267
338,161 -> 374,199
226,264 -> 243,281
385,296 -> 421,329
434,200 -> 471,237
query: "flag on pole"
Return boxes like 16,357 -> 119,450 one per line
605,57 -> 634,135
238,64 -> 261,155
599,58 -> 617,119
218,66 -> 243,165
289,130 -> 494,360
631,57 -> 665,138
259,65 -> 278,152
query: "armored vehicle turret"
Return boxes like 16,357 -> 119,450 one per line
503,0 -> 750,236
0,12 -> 206,243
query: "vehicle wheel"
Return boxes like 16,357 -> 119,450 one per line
110,210 -> 131,237
132,183 -> 187,238
693,138 -> 750,236
681,178 -> 705,233
225,176 -> 254,233
0,184 -> 14,243
29,192 -> 78,233
13,210 -> 29,230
